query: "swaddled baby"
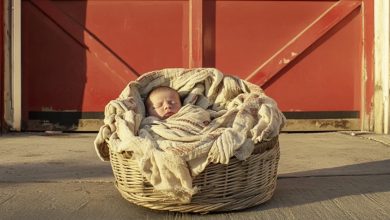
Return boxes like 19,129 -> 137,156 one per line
143,86 -> 254,161
144,86 -> 213,154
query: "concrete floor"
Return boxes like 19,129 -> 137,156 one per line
1,132 -> 390,219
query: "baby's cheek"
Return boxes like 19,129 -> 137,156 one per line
173,106 -> 181,113
158,109 -> 167,117
149,109 -> 159,117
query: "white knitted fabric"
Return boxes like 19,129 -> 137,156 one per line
94,68 -> 285,203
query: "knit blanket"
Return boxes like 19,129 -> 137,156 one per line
94,68 -> 285,203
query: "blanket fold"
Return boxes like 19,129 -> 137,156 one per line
94,68 -> 285,203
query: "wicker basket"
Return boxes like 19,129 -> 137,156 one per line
109,136 -> 280,213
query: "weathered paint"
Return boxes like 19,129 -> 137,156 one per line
373,0 -> 390,134
284,119 -> 360,132
11,0 -> 22,131
27,119 -> 103,132
246,1 -> 362,87
3,0 -> 12,130
362,0 -> 375,131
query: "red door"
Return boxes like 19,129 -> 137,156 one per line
21,0 -> 373,131
202,0 -> 365,131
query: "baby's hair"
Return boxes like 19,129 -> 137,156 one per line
145,86 -> 182,108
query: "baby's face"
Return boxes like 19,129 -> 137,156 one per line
147,89 -> 182,119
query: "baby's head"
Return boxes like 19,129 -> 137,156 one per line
145,86 -> 182,119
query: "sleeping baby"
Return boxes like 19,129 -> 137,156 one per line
143,86 -> 213,145
143,86 -> 254,163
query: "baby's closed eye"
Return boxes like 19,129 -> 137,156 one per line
152,103 -> 163,109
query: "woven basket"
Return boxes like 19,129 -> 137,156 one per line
109,136 -> 280,213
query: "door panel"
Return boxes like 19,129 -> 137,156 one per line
204,1 -> 336,76
264,7 -> 362,112
22,0 -> 189,130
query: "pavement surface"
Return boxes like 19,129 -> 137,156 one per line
1,131 -> 390,220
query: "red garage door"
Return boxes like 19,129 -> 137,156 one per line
21,0 -> 372,131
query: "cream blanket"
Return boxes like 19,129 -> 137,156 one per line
94,68 -> 285,202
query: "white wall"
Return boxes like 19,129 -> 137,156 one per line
374,0 -> 390,134
3,0 -> 21,131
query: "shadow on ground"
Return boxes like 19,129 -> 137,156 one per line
245,159 -> 390,212
0,161 -> 113,182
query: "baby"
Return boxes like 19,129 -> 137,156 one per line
145,86 -> 182,119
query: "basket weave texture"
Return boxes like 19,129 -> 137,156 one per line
109,136 -> 280,213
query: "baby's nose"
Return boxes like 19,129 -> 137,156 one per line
164,102 -> 172,109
